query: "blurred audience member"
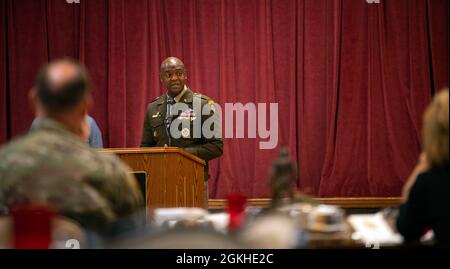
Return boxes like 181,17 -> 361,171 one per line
0,59 -> 143,235
110,226 -> 243,249
31,115 -> 103,148
238,212 -> 307,249
397,89 -> 449,248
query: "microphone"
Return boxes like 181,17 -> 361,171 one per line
165,96 -> 175,129
165,96 -> 176,146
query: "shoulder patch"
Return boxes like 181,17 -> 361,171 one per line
194,93 -> 214,102
150,95 -> 164,104
194,93 -> 211,101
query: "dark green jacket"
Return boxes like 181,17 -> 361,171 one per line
141,88 -> 223,177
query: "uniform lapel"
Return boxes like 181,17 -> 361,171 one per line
156,95 -> 167,120
173,88 -> 193,120
179,88 -> 193,104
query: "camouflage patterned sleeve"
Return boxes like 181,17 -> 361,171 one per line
99,155 -> 145,218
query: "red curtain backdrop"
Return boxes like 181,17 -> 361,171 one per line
0,0 -> 448,198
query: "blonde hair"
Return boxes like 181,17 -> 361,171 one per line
423,89 -> 449,169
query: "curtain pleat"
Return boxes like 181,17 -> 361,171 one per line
0,0 -> 448,198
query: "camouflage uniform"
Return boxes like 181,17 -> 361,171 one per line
0,118 -> 144,233
141,88 -> 223,179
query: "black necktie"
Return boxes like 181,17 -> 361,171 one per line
166,96 -> 175,129
165,96 -> 175,146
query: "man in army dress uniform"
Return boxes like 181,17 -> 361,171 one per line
141,57 -> 223,198
0,59 -> 143,234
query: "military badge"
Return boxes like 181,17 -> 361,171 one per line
181,128 -> 190,138
179,109 -> 195,120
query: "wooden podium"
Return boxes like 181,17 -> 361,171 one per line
97,147 -> 206,208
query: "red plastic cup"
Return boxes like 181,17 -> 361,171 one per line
227,193 -> 247,231
12,205 -> 55,249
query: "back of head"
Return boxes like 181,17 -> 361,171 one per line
423,89 -> 449,169
110,226 -> 243,249
36,59 -> 90,115
238,212 -> 304,249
